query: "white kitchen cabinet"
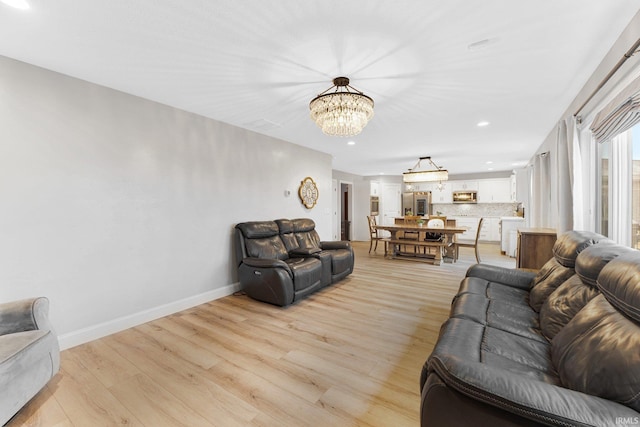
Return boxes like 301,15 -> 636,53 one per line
424,182 -> 452,204
500,217 -> 525,256
451,217 -> 478,241
370,181 -> 379,196
479,217 -> 500,241
451,180 -> 479,191
452,216 -> 500,242
478,178 -> 512,203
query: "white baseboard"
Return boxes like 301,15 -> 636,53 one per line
58,282 -> 242,350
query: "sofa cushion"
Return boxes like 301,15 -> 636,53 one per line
457,276 -> 530,304
539,243 -> 635,340
275,219 -> 298,252
236,221 -> 280,239
292,218 -> 321,248
551,252 -> 640,412
552,230 -> 610,268
574,242 -> 632,287
428,318 -> 558,384
245,235 -> 289,260
539,275 -> 600,340
551,294 -> 640,412
284,258 -> 322,292
597,251 -> 640,322
529,231 -> 609,312
449,293 -> 544,343
528,258 -> 575,312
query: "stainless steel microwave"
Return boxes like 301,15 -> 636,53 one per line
453,191 -> 477,203
370,196 -> 379,215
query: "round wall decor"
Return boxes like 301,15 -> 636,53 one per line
298,176 -> 319,209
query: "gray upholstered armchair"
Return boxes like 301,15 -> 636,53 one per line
0,297 -> 60,425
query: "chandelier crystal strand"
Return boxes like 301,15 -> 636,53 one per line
309,78 -> 374,137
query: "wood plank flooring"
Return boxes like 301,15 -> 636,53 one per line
8,242 -> 514,427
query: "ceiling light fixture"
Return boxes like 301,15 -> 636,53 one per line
477,121 -> 490,127
1,0 -> 29,9
309,77 -> 374,137
403,156 -> 449,183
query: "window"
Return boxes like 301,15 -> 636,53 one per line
600,139 -> 609,237
598,123 -> 640,247
633,124 -> 640,248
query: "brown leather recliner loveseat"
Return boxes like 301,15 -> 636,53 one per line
421,230 -> 640,426
234,218 -> 354,306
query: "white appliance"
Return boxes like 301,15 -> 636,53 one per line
500,217 -> 525,257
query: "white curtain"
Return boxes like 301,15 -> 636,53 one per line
531,152 -> 551,228
556,120 -> 573,233
609,132 -> 632,245
569,117 -> 584,231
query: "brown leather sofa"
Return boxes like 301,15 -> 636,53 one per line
421,230 -> 640,426
234,218 -> 354,306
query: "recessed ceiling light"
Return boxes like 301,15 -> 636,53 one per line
477,121 -> 490,127
379,172 -> 384,175
1,0 -> 30,9
486,161 -> 493,164
488,167 -> 494,171
347,141 -> 356,146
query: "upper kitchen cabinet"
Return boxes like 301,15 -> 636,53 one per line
450,180 -> 479,191
370,181 -> 379,196
478,178 -> 512,203
424,182 -> 452,204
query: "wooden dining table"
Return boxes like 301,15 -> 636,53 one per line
374,223 -> 468,265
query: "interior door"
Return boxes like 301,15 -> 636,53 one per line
381,184 -> 401,236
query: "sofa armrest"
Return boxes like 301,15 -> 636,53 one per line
428,355 -> 640,426
465,264 -> 535,290
242,257 -> 290,269
289,247 -> 321,257
0,297 -> 52,336
320,241 -> 352,251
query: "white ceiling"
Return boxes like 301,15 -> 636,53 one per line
1,1 -> 639,176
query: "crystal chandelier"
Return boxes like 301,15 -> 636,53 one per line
403,156 -> 449,183
309,77 -> 374,137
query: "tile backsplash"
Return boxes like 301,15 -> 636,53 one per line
433,203 -> 520,218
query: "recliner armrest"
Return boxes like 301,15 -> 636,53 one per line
428,354 -> 640,426
289,247 -> 321,257
242,257 -> 292,275
0,297 -> 52,336
465,264 -> 535,290
320,241 -> 352,251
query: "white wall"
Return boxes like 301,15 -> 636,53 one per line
0,56 -> 332,348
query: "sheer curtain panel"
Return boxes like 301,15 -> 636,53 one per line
531,152 -> 552,228
556,119 -> 574,233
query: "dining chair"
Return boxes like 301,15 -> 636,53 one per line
454,217 -> 484,263
400,216 -> 421,253
367,215 -> 384,253
424,218 -> 445,257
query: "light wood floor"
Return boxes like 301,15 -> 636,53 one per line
9,242 -> 515,427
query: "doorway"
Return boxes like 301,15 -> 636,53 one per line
340,182 -> 353,240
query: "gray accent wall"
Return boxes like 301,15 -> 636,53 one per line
0,56 -> 332,348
